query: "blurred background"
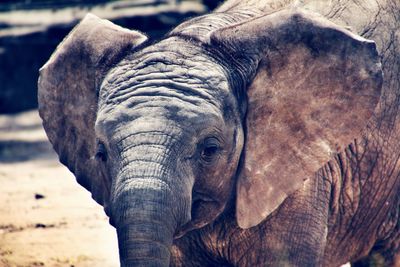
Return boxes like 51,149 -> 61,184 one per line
0,1 -> 222,266
0,0 -> 225,113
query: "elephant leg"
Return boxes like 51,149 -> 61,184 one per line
171,234 -> 234,267
170,240 -> 206,267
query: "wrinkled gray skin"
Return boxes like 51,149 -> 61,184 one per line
98,37 -> 245,266
169,1 -> 399,267
39,0 -> 399,266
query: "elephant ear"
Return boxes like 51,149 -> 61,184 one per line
210,9 -> 382,228
38,14 -> 147,211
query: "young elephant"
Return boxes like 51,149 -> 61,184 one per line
38,0 -> 399,266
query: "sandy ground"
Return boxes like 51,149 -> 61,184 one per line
0,110 -> 119,267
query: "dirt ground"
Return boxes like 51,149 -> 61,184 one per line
0,110 -> 119,267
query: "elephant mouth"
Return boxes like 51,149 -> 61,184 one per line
174,192 -> 221,239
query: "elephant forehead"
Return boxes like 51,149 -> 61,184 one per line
95,93 -> 225,144
95,38 -> 233,133
100,37 -> 230,103
97,99 -> 223,129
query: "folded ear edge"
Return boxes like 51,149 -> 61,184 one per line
207,9 -> 383,229
38,13 -> 148,211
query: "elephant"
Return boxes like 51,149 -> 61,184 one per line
38,0 -> 399,266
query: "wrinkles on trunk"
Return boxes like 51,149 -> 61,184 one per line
111,176 -> 184,267
110,133 -> 192,267
114,130 -> 191,196
113,180 -> 176,267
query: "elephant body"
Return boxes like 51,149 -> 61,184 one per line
172,1 -> 400,266
38,0 -> 399,266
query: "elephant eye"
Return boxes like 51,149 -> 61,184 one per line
200,138 -> 220,163
95,142 -> 108,162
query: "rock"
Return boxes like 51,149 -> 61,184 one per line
0,0 -> 207,114
34,223 -> 55,228
34,193 -> 45,200
35,223 -> 47,228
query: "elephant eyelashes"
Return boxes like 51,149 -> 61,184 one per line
200,138 -> 220,163
95,142 -> 108,162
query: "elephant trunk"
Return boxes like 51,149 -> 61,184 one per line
114,180 -> 175,267
110,138 -> 191,267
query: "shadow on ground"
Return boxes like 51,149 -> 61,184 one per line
0,140 -> 55,163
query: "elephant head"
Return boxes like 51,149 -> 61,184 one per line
38,9 -> 382,266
